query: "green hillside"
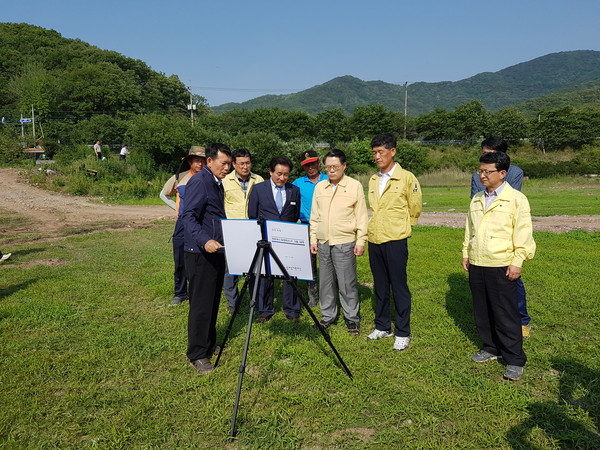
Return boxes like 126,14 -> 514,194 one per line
0,22 -> 188,121
214,50 -> 600,115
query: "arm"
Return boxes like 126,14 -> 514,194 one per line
470,172 -> 481,198
160,176 -> 177,210
407,174 -> 423,226
354,182 -> 369,254
462,209 -> 471,271
509,194 -> 536,274
181,176 -> 214,251
247,187 -> 259,219
159,191 -> 176,210
309,187 -> 320,248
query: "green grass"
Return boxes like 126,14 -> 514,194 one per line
420,176 -> 600,216
1,221 -> 599,448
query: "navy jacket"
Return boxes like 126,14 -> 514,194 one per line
182,166 -> 226,253
248,180 -> 301,223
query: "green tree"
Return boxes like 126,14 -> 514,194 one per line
490,107 -> 531,144
453,100 -> 492,141
8,61 -> 54,118
349,104 -> 395,139
315,108 -> 350,147
415,107 -> 455,140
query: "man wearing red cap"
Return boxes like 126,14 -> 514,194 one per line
292,150 -> 328,307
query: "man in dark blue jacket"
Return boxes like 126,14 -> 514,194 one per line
248,156 -> 302,322
182,143 -> 232,375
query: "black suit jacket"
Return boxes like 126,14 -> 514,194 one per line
248,180 -> 301,223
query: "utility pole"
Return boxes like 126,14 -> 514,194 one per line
187,86 -> 196,127
403,82 -> 408,140
31,105 -> 36,138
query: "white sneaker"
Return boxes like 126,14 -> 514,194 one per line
367,329 -> 394,340
0,253 -> 11,262
393,336 -> 410,351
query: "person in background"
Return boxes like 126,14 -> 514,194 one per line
119,145 -> 129,160
248,156 -> 302,323
309,149 -> 368,335
367,133 -> 422,351
222,148 -> 264,313
160,147 -> 206,306
292,150 -> 328,307
182,143 -> 232,375
93,140 -> 102,160
462,151 -> 536,381
470,136 -> 532,338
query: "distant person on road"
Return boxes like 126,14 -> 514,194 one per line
366,133 -> 422,352
222,148 -> 264,313
309,149 -> 368,335
93,140 -> 102,160
292,150 -> 328,307
462,151 -> 536,381
119,145 -> 129,160
470,136 -> 532,337
160,147 -> 206,306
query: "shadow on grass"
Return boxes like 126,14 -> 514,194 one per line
0,280 -> 37,303
445,272 -> 480,346
507,357 -> 600,449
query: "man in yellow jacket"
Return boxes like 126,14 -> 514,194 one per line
222,148 -> 264,312
367,134 -> 422,351
309,149 -> 368,335
462,151 -> 536,381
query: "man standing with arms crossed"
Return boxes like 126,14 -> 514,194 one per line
222,148 -> 264,313
182,143 -> 232,375
292,150 -> 328,306
367,134 -> 422,351
470,136 -> 532,337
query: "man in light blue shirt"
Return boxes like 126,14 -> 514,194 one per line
292,150 -> 328,307
470,136 -> 531,337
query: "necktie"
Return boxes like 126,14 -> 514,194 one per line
276,186 -> 283,214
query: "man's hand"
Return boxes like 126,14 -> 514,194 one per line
461,258 -> 469,272
204,240 -> 222,253
310,244 -> 318,255
354,245 -> 364,256
505,265 -> 521,281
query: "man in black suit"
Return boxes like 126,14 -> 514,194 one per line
248,156 -> 302,323
182,143 -> 232,375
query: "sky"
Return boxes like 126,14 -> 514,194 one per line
3,0 -> 600,107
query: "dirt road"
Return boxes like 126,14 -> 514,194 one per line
0,168 -> 598,243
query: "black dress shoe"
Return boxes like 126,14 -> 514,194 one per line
189,358 -> 213,375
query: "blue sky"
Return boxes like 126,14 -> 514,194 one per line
3,0 -> 600,106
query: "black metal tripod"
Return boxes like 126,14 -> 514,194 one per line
214,224 -> 352,442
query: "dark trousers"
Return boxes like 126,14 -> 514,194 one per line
469,264 -> 526,366
256,277 -> 300,319
368,239 -> 411,337
172,220 -> 188,298
517,278 -> 531,325
184,251 -> 225,361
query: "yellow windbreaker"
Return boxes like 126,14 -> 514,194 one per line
367,163 -> 422,244
462,183 -> 536,268
309,174 -> 369,246
223,172 -> 264,219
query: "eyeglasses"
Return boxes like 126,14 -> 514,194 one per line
234,161 -> 251,167
325,164 -> 343,172
477,169 -> 500,176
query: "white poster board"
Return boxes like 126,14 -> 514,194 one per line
220,219 -> 313,281
264,220 -> 313,281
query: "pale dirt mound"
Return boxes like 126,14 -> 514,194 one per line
0,168 -> 598,245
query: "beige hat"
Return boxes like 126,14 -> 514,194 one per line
184,146 -> 206,159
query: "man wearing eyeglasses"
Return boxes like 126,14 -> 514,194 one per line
309,149 -> 368,335
462,151 -> 536,381
222,148 -> 264,313
470,137 -> 532,338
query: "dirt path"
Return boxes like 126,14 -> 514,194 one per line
0,168 -> 598,243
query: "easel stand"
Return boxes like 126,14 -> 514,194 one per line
214,225 -> 352,442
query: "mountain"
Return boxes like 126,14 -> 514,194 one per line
213,51 -> 600,115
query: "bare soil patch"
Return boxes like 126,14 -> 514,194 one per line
0,168 -> 598,245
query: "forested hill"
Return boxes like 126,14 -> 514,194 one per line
0,23 -> 189,121
214,50 -> 600,115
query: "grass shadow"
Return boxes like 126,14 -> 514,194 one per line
0,280 -> 37,302
445,272 -> 480,346
507,357 -> 600,449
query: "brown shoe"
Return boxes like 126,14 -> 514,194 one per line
189,358 -> 214,375
257,316 -> 271,323
286,316 -> 300,323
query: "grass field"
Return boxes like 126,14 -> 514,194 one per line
1,218 -> 599,448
